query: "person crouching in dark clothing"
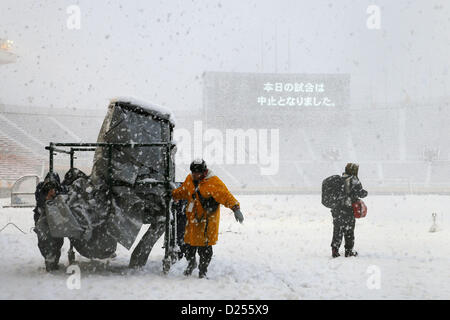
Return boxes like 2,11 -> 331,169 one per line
33,172 -> 64,271
331,163 -> 368,258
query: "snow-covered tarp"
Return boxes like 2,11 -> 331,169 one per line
109,96 -> 176,126
44,98 -> 176,257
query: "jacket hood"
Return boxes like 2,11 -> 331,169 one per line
42,172 -> 62,191
345,163 -> 359,177
190,169 -> 216,181
205,169 -> 216,179
62,168 -> 88,186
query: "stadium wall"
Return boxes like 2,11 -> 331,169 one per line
1,102 -> 449,196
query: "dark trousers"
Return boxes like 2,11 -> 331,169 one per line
129,219 -> 165,268
185,245 -> 213,273
34,214 -> 64,264
331,208 -> 356,250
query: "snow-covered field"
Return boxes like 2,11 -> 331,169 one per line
0,194 -> 449,300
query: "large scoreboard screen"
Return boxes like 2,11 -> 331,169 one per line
203,72 -> 350,127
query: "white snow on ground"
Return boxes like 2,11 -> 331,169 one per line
0,195 -> 449,300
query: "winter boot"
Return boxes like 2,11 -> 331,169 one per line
177,251 -> 184,260
45,260 -> 59,272
331,247 -> 340,258
199,269 -> 207,279
183,259 -> 197,276
197,246 -> 212,278
345,249 -> 358,257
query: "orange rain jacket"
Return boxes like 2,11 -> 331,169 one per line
172,170 -> 239,246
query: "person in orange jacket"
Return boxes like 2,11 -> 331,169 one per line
172,159 -> 244,278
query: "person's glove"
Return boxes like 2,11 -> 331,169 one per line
233,208 -> 244,224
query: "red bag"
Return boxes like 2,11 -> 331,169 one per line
352,199 -> 367,218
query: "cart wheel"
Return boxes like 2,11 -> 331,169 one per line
170,251 -> 179,265
68,250 -> 76,264
162,257 -> 171,275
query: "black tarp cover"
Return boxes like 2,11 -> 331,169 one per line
45,98 -> 176,257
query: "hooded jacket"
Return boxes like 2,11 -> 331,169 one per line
33,172 -> 62,223
342,173 -> 368,207
172,170 -> 239,246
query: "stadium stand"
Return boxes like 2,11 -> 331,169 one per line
0,129 -> 44,189
0,102 -> 449,194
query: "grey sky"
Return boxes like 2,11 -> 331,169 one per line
0,0 -> 449,111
